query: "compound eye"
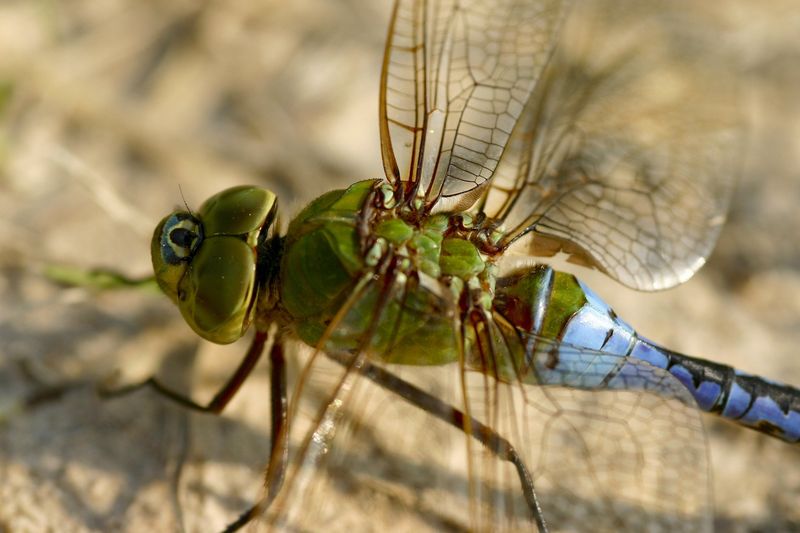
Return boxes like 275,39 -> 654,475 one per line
161,213 -> 203,264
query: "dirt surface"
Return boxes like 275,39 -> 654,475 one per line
0,1 -> 798,532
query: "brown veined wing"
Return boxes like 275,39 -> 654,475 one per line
262,275 -> 710,532
477,1 -> 742,290
383,0 -> 740,291
379,0 -> 568,212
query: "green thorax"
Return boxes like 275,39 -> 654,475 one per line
277,179 -> 491,364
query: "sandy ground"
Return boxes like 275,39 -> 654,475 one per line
0,1 -> 798,532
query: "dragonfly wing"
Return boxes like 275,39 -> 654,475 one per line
461,313 -> 712,531
531,338 -> 712,531
263,278 -> 711,531
264,272 -> 487,530
454,376 -> 711,531
481,0 -> 741,290
379,0 -> 567,211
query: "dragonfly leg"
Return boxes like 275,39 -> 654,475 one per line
266,337 -> 289,501
223,265 -> 400,533
328,352 -> 549,532
98,330 -> 268,414
219,336 -> 288,533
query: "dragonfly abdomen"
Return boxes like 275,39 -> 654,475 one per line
632,343 -> 800,443
494,264 -> 800,443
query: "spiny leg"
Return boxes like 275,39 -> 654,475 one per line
474,310 -> 547,531
266,336 -> 289,502
332,352 -> 548,532
100,330 -> 269,414
218,335 -> 289,533
223,262 -> 397,532
222,291 -> 371,530
46,262 -> 267,413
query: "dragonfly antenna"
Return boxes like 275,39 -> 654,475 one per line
178,184 -> 194,215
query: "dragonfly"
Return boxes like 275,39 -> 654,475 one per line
81,0 -> 799,531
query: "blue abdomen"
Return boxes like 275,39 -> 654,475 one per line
493,265 -> 800,443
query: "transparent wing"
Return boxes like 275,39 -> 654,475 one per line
463,313 -> 711,531
479,0 -> 741,290
263,271 -> 475,530
260,272 -> 710,531
379,0 -> 567,211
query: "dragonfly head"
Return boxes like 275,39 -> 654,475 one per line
151,186 -> 278,344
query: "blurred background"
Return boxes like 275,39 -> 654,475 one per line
0,0 -> 798,531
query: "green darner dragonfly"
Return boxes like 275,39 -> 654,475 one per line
43,0 -> 799,531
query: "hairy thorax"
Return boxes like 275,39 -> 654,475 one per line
276,179 -> 501,366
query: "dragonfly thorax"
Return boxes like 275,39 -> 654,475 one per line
276,179 -> 503,365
